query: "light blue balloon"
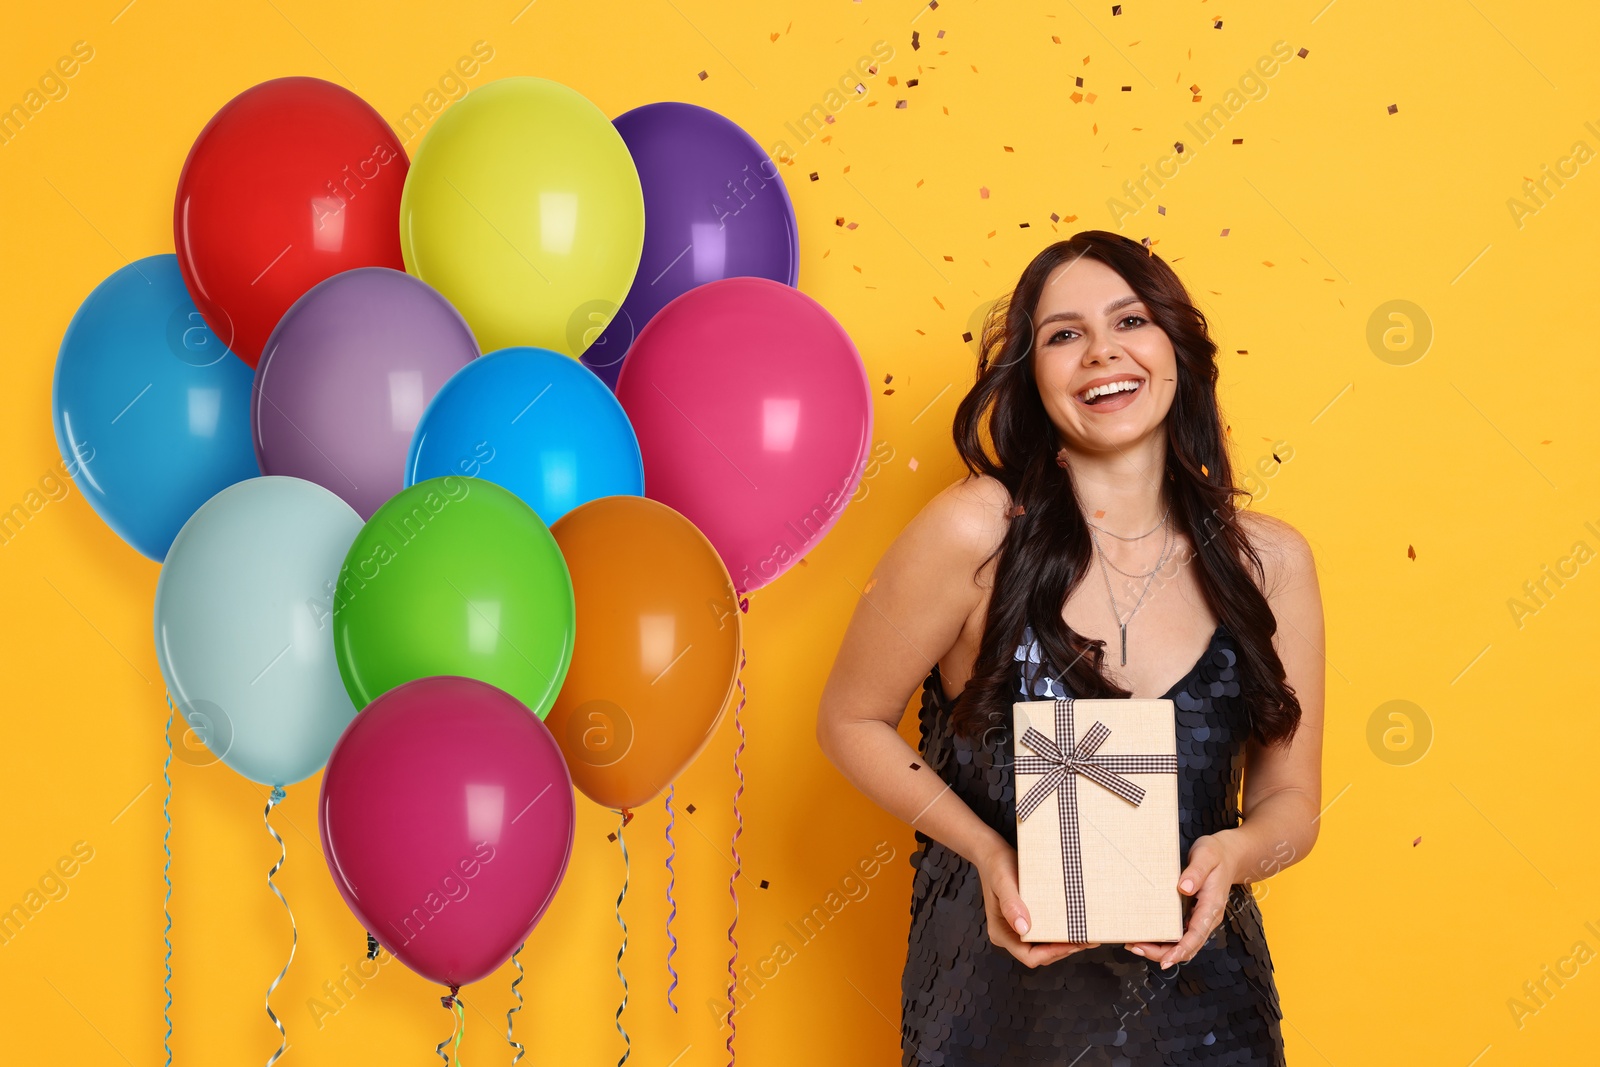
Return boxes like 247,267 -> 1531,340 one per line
154,476 -> 363,788
406,346 -> 644,525
52,254 -> 260,561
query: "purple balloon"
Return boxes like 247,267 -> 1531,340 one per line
253,268 -> 478,519
579,102 -> 799,391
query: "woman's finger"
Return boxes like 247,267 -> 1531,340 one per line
1157,870 -> 1231,967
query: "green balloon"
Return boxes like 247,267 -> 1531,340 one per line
332,476 -> 575,717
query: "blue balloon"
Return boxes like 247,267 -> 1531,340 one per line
154,476 -> 363,788
52,254 -> 259,560
406,347 -> 643,525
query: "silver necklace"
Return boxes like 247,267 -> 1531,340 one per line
1090,504 -> 1173,579
1089,510 -> 1173,666
1086,503 -> 1169,542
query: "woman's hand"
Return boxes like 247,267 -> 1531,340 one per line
1124,832 -> 1241,968
975,841 -> 1101,968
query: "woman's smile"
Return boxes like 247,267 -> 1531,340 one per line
1072,374 -> 1145,413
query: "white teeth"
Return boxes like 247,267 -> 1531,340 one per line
1079,379 -> 1140,402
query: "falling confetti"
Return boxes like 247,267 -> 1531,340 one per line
863,577 -> 878,596
910,762 -> 921,770
1407,545 -> 1416,560
1387,104 -> 1399,114
908,457 -> 919,471
759,880 -> 770,889
1412,836 -> 1422,846
686,803 -> 697,814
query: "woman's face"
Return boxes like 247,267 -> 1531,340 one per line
1029,256 -> 1177,454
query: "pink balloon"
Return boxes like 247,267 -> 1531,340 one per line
318,676 -> 575,987
614,276 -> 872,594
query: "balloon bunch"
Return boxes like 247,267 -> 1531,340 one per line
52,71 -> 872,1063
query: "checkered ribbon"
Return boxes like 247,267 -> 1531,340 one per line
1015,698 -> 1179,942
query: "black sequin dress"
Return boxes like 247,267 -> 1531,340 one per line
901,623 -> 1287,1066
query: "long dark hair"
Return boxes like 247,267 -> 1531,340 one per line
948,230 -> 1301,748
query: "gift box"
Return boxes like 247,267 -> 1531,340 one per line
1011,696 -> 1184,944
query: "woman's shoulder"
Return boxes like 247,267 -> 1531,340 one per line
1235,509 -> 1315,596
910,473 -> 1013,560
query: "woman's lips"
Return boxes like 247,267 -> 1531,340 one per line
1074,380 -> 1142,413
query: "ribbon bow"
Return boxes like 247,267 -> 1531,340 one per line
1014,698 -> 1179,942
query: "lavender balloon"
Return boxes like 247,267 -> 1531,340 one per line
252,268 -> 479,519
578,101 -> 799,391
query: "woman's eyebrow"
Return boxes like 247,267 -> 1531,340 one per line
1035,295 -> 1142,330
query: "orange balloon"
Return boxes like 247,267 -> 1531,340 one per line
548,495 -> 742,809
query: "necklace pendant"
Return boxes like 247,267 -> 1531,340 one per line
1119,622 -> 1128,666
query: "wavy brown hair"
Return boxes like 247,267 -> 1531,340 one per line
948,231 -> 1301,748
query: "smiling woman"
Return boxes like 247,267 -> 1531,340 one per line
816,231 -> 1325,1066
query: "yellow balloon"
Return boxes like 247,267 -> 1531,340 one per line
399,77 -> 644,356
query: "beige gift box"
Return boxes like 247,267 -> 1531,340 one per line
1011,697 -> 1184,944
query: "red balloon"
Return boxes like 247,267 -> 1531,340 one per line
318,676 -> 575,987
174,77 -> 409,367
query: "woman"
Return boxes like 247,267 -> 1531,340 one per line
816,231 -> 1323,1065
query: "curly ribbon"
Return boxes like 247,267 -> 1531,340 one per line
162,694 -> 175,1067
263,785 -> 295,1067
724,644 -> 748,1067
613,807 -> 631,1066
437,987 -> 465,1065
664,784 -> 679,1013
506,942 -> 526,1063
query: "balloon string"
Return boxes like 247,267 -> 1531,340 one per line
614,808 -> 631,1067
437,987 -> 465,1065
506,942 -> 526,1063
725,645 -> 748,1067
664,784 -> 679,1014
263,786 -> 294,1067
162,694 -> 175,1067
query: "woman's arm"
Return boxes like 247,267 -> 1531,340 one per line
816,476 -> 1092,968
1126,513 -> 1326,967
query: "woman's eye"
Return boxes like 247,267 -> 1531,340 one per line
1120,314 -> 1147,328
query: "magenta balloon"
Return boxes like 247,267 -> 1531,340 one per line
318,675 -> 575,987
253,267 -> 478,519
614,276 -> 872,594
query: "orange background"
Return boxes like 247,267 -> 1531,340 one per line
4,1 -> 1599,1064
